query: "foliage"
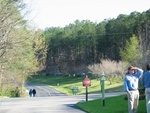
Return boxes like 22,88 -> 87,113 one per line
0,0 -> 40,94
42,9 -> 150,74
33,29 -> 47,71
0,87 -> 20,97
120,35 -> 141,64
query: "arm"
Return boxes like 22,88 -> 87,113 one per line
134,67 -> 143,78
124,78 -> 131,95
124,78 -> 129,92
141,74 -> 145,87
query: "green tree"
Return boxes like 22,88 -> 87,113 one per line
0,0 -> 40,96
42,9 -> 150,74
120,35 -> 141,64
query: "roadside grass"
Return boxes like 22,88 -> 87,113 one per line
76,95 -> 146,113
28,75 -> 124,95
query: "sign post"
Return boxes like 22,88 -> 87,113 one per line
83,76 -> 91,101
86,86 -> 88,101
100,74 -> 106,106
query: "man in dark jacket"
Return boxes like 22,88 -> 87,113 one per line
32,89 -> 36,97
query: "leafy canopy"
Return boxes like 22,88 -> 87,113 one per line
120,35 -> 141,63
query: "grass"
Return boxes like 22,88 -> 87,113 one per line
76,95 -> 147,113
28,75 -> 124,95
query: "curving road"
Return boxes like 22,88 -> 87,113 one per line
0,82 -> 125,113
25,82 -> 66,97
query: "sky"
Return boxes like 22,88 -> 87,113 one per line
24,0 -> 150,29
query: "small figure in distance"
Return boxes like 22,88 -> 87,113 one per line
32,89 -> 36,97
29,89 -> 33,97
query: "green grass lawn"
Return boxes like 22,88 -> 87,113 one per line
28,75 -> 124,95
76,95 -> 147,113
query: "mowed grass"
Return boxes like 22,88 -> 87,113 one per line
28,75 -> 124,95
76,95 -> 147,113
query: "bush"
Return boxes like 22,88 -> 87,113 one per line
88,60 -> 129,84
3,89 -> 14,97
0,87 -> 20,97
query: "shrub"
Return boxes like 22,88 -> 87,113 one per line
88,59 -> 129,84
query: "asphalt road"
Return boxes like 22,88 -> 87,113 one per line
0,96 -> 86,113
25,82 -> 66,97
0,82 -> 125,113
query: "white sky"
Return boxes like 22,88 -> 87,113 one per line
24,0 -> 150,29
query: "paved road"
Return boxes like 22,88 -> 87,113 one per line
0,82 -> 125,113
26,82 -> 66,97
0,96 -> 86,113
0,92 -> 126,113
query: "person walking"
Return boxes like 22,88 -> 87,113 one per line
32,89 -> 36,97
29,89 -> 33,97
124,66 -> 143,113
142,64 -> 150,113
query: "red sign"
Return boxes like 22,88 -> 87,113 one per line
83,77 -> 91,86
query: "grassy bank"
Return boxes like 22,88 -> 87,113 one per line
76,95 -> 146,113
28,75 -> 123,95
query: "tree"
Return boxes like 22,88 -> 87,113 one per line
120,35 -> 141,64
0,0 -> 40,96
0,0 -> 26,58
42,9 -> 150,74
137,9 -> 150,69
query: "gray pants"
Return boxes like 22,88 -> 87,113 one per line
127,90 -> 139,113
145,88 -> 150,113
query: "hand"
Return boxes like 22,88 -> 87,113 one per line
127,91 -> 131,95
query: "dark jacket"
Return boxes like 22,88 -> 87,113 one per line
33,89 -> 36,94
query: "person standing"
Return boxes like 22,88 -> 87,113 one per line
142,64 -> 150,113
32,89 -> 36,97
29,89 -> 33,97
124,66 -> 143,113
